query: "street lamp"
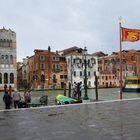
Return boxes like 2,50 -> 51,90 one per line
83,46 -> 88,100
75,46 -> 96,100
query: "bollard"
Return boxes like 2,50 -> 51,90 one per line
68,82 -> 71,97
64,83 -> 66,96
94,72 -> 98,101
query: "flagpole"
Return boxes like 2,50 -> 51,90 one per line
119,18 -> 123,99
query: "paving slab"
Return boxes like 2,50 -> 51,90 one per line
0,98 -> 140,140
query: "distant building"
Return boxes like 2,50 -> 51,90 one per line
27,47 -> 67,89
98,53 -> 120,87
0,27 -> 17,90
60,47 -> 98,90
97,49 -> 140,87
122,49 -> 140,77
66,53 -> 98,89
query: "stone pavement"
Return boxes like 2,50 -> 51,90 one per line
0,98 -> 140,140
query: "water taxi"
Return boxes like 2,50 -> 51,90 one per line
123,76 -> 140,92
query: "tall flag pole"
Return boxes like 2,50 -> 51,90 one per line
120,20 -> 140,99
119,18 -> 123,99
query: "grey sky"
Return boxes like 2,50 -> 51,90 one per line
0,0 -> 140,61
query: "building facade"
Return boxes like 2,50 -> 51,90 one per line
98,53 -> 120,87
123,50 -> 140,77
0,27 -> 17,90
27,47 -> 67,89
66,52 -> 98,89
97,50 -> 140,87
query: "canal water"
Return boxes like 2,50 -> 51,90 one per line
0,88 -> 140,110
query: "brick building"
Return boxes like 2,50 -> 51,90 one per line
28,47 -> 67,89
98,53 -> 119,87
123,49 -> 140,76
97,50 -> 140,88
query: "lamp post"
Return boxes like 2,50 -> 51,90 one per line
75,46 -> 96,101
83,47 -> 88,100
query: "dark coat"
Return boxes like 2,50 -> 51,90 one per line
3,92 -> 12,104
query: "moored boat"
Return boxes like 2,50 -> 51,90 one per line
56,94 -> 78,105
123,76 -> 140,92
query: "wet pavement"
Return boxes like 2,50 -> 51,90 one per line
0,98 -> 140,140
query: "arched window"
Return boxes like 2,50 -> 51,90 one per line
41,74 -> 45,83
0,39 -> 2,47
10,73 -> 14,84
10,55 -> 13,64
5,55 -> 9,64
4,73 -> 8,84
0,73 -> 2,84
7,40 -> 10,47
10,40 -> 12,47
1,55 -> 4,64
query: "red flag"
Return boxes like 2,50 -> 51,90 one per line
121,27 -> 140,42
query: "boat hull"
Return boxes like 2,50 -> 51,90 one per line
123,88 -> 140,92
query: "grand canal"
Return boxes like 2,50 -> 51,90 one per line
0,88 -> 140,110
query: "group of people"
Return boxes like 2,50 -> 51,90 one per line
3,85 -> 31,109
72,81 -> 84,99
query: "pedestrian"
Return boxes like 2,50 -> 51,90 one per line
13,89 -> 21,109
8,85 -> 13,108
72,82 -> 78,98
24,89 -> 31,107
3,85 -> 12,109
79,82 -> 84,97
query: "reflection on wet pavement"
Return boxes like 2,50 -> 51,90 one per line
0,99 -> 140,140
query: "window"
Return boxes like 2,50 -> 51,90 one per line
53,56 -> 55,61
4,73 -> 8,84
131,56 -> 134,61
35,63 -> 38,70
40,63 -> 45,70
64,75 -> 67,79
10,73 -> 14,83
40,55 -> 45,61
41,74 -> 45,82
5,55 -> 9,64
88,71 -> 90,76
60,75 -> 63,79
10,55 -> 13,64
53,74 -> 56,83
80,71 -> 82,77
10,40 -> 12,47
73,59 -> 75,64
74,71 -> 76,76
56,57 -> 59,61
88,81 -> 91,86
1,55 -> 4,64
0,73 -> 2,84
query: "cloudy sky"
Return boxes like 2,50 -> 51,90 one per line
0,0 -> 140,61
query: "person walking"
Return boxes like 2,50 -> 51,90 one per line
9,85 -> 13,108
3,85 -> 12,109
13,89 -> 21,109
72,82 -> 78,98
24,89 -> 31,107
